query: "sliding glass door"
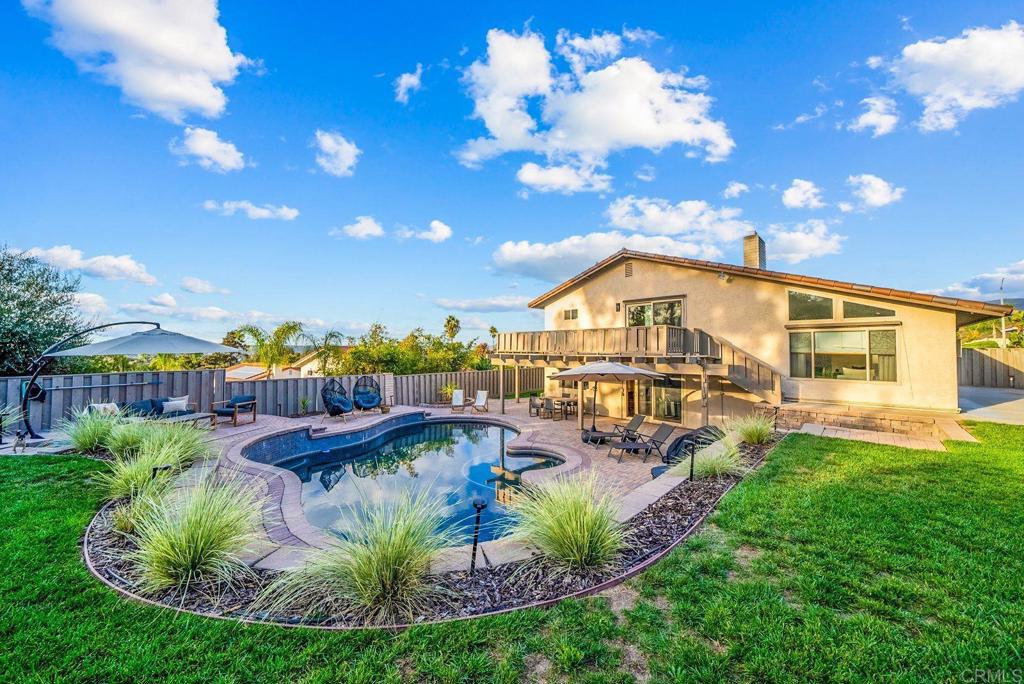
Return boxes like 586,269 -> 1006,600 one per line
636,375 -> 683,423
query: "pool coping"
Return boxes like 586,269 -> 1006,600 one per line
216,407 -> 594,572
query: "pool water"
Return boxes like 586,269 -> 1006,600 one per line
287,422 -> 559,543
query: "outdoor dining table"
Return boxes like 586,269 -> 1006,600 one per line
541,396 -> 578,418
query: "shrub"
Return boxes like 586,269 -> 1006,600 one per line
0,403 -> 22,437
504,473 -> 624,572
730,413 -> 775,445
63,407 -> 122,453
141,422 -> 212,463
111,481 -> 165,535
131,475 -> 262,594
258,489 -> 455,624
94,442 -> 182,501
686,438 -> 748,479
103,421 -> 151,460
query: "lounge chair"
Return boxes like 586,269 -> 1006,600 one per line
651,425 -> 726,478
320,379 -> 354,422
451,389 -> 469,413
608,423 -> 675,463
528,396 -> 542,417
471,390 -> 489,412
584,414 -> 646,445
210,394 -> 257,427
352,376 -> 383,412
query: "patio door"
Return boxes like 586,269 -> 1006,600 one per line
637,375 -> 683,423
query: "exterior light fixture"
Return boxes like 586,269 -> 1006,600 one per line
469,498 -> 488,574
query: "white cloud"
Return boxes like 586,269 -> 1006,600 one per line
847,173 -> 905,208
606,195 -> 752,242
398,219 -> 453,243
26,245 -> 156,284
765,220 -> 845,264
120,295 -> 329,327
329,216 -> 384,240
884,21 -> 1024,131
931,259 -> 1024,299
313,129 -> 361,177
170,127 -> 244,172
202,199 -> 299,220
23,0 -> 253,122
493,230 -> 721,282
459,28 -> 733,192
634,164 -> 655,182
150,292 -> 177,307
781,179 -> 825,209
721,181 -> 749,199
516,161 -> 612,193
837,201 -> 854,213
847,96 -> 900,137
181,276 -> 229,294
622,26 -> 661,45
773,103 -> 827,130
433,295 -> 531,312
394,63 -> 423,104
75,292 -> 109,316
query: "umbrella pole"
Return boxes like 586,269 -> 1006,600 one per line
591,382 -> 599,432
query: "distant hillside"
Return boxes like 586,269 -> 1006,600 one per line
990,298 -> 1024,310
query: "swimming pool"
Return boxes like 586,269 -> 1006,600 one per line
273,420 -> 560,543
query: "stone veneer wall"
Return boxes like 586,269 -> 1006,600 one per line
776,405 -> 948,438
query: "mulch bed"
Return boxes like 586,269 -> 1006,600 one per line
84,435 -> 782,628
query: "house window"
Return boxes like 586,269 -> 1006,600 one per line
789,329 -> 897,382
789,291 -> 833,320
626,299 -> 683,327
563,308 -> 578,320
843,301 -> 896,318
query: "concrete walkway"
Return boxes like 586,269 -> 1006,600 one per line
799,423 -> 947,451
958,386 -> 1024,425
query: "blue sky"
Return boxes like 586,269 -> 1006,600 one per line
2,1 -> 1022,342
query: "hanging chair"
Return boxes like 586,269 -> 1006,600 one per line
320,378 -> 354,422
352,375 -> 382,411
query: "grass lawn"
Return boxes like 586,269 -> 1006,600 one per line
2,423 -> 1022,682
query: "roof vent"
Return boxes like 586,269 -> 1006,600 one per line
624,261 -> 633,278
743,232 -> 766,270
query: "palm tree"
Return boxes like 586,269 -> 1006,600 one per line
238,321 -> 304,378
488,325 -> 498,341
444,315 -> 461,341
302,329 -> 345,376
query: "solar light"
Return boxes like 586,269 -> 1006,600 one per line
469,498 -> 487,575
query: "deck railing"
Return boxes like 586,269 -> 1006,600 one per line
494,326 -> 719,358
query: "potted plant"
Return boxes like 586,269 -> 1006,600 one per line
298,396 -> 311,416
438,382 -> 458,404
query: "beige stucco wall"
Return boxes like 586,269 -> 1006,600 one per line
541,258 -> 959,412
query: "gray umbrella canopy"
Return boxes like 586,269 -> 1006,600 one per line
49,327 -> 238,357
550,362 -> 664,430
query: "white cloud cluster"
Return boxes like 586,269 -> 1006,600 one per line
26,245 -> 156,284
765,220 -> 845,264
634,165 -> 656,182
433,295 -> 531,312
847,96 -> 900,137
781,179 -> 825,209
493,230 -> 722,282
846,173 -> 905,209
931,259 -> 1024,299
773,103 -> 827,130
516,161 -> 611,194
202,199 -> 299,220
398,219 -> 454,243
459,27 -> 733,193
721,181 -> 749,199
880,21 -> 1024,131
181,276 -> 229,294
394,63 -> 423,104
75,292 -> 109,316
121,292 -> 330,327
606,195 -> 752,242
23,0 -> 253,122
170,126 -> 244,172
329,215 -> 384,240
313,129 -> 361,177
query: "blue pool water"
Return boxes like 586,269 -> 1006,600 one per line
284,421 -> 559,543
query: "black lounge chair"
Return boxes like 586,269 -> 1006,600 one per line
353,376 -> 383,412
650,425 -> 726,478
584,414 -> 646,445
321,379 -> 354,422
608,423 -> 675,463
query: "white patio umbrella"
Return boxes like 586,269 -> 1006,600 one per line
550,361 -> 664,431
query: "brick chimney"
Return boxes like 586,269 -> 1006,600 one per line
743,232 -> 766,269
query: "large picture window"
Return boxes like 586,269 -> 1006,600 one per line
789,329 -> 897,382
844,301 -> 895,318
789,291 -> 833,320
626,299 -> 683,327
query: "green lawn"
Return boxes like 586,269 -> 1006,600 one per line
2,423 -> 1022,683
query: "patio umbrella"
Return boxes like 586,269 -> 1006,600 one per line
550,361 -> 664,431
20,321 -> 238,438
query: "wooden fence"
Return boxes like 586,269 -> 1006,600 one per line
390,367 -> 544,406
958,348 -> 1024,388
2,367 -> 545,432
